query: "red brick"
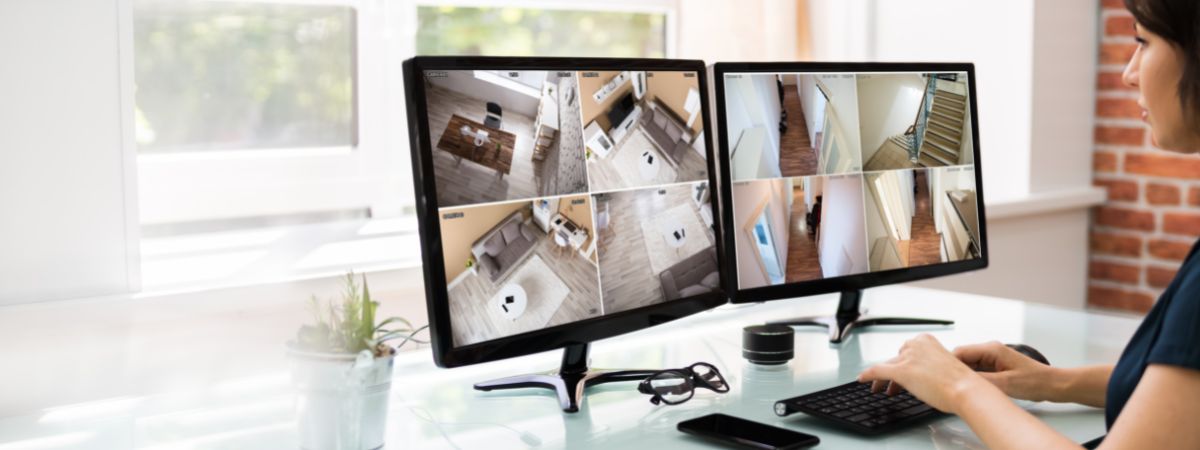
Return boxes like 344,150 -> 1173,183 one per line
1089,260 -> 1141,283
1125,153 -> 1200,178
1095,126 -> 1144,146
1146,266 -> 1179,288
1163,212 -> 1200,236
1097,71 -> 1135,91
1190,186 -> 1200,206
1100,43 -> 1138,65
1146,183 -> 1181,205
1105,16 -> 1136,37
1096,98 -> 1142,119
1088,285 -> 1156,312
1090,231 -> 1143,257
1094,151 -> 1118,172
1094,179 -> 1138,201
1149,238 -> 1195,261
1101,0 -> 1127,10
1095,206 -> 1155,231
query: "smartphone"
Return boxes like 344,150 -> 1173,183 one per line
678,413 -> 820,450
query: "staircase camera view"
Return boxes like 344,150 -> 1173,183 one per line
857,73 -> 974,171
580,71 -> 709,191
423,69 -> 715,347
424,70 -> 590,208
723,71 -> 981,290
725,73 -> 863,181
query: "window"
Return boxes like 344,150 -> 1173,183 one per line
416,6 -> 667,58
130,0 -> 674,292
134,1 -> 356,153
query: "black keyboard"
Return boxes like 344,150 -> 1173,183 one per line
774,381 -> 942,434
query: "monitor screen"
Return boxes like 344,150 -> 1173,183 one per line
418,67 -> 717,349
720,69 -> 982,293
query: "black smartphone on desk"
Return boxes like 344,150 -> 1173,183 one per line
678,413 -> 819,450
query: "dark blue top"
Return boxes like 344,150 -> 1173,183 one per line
1106,238 -> 1200,428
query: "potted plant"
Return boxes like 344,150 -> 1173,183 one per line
288,273 -> 423,450
465,256 -> 477,276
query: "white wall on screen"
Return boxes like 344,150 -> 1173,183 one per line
817,176 -> 868,278
796,75 -> 825,146
816,74 -> 863,164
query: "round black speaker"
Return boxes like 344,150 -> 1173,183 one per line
742,324 -> 794,365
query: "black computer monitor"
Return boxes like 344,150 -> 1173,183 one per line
403,56 -> 725,412
712,62 -> 987,343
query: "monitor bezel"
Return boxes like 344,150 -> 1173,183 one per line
404,56 -> 727,368
711,62 -> 988,304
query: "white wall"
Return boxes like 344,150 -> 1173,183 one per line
678,0 -> 798,62
732,180 -> 791,289
797,75 -> 825,145
856,74 -> 926,163
724,75 -> 782,178
817,74 -> 863,169
818,176 -> 868,277
0,0 -> 135,304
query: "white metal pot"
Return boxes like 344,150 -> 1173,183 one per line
288,345 -> 394,450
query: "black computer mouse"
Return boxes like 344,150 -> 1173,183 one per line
1006,343 -> 1050,365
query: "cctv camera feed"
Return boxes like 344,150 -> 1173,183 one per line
424,69 -> 716,347
724,71 -> 981,290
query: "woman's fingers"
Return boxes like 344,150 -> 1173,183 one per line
953,341 -> 1003,370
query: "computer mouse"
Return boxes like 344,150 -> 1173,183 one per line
1006,343 -> 1050,365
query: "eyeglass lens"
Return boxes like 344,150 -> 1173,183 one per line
649,371 -> 694,404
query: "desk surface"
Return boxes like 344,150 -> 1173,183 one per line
0,286 -> 1140,449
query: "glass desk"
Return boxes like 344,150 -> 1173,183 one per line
0,286 -> 1140,449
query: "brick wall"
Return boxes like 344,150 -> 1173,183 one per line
1089,0 -> 1200,312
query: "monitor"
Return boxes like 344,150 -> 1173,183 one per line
711,62 -> 987,343
403,56 -> 725,412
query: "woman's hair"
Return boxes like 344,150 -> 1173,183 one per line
1125,0 -> 1200,125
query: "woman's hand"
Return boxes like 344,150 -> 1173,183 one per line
953,341 -> 1057,402
857,334 -> 992,414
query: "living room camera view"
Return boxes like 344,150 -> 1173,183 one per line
864,167 -> 981,271
732,175 -> 869,289
725,73 -> 863,181
424,70 -> 590,207
438,195 -> 602,347
426,68 -> 718,347
580,71 -> 709,191
594,182 -> 718,315
858,72 -> 974,171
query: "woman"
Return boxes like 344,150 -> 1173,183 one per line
858,0 -> 1200,448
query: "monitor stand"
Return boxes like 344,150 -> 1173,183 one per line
473,343 -> 658,413
767,289 -> 953,344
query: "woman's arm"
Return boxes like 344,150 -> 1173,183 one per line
952,341 -> 1112,406
859,335 -> 1080,450
1046,365 -> 1112,407
951,376 -> 1080,450
1098,364 -> 1200,450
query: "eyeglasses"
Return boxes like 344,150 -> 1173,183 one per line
637,362 -> 729,405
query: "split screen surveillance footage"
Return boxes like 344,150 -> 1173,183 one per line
422,69 -> 717,347
724,71 -> 982,289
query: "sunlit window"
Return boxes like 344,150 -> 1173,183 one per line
416,6 -> 667,58
133,1 -> 356,153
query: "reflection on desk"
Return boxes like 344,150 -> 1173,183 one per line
0,286 -> 1139,449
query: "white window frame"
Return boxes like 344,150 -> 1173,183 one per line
131,0 -> 413,226
128,0 -> 677,226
